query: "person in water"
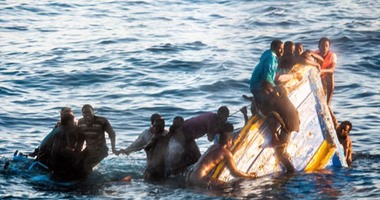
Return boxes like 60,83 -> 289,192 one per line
29,107 -> 80,158
119,113 -> 167,155
168,116 -> 184,137
143,118 -> 169,182
50,112 -> 88,179
54,107 -> 77,128
30,107 -> 86,179
166,106 -> 230,176
78,104 -> 119,171
313,37 -> 337,106
186,123 -> 257,190
336,121 -> 353,166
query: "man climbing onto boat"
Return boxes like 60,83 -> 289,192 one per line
336,121 -> 353,166
186,123 -> 257,190
166,106 -> 230,176
249,39 -> 301,172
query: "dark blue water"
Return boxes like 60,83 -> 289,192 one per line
1,0 -> 379,199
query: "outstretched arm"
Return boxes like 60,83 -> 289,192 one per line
225,150 -> 257,179
104,119 -> 117,154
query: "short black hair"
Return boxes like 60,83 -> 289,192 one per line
270,39 -> 283,50
219,132 -> 233,145
221,122 -> 234,133
340,121 -> 352,132
318,37 -> 331,46
150,113 -> 162,125
217,106 -> 229,118
82,104 -> 93,112
61,113 -> 74,126
153,118 -> 165,134
284,41 -> 294,52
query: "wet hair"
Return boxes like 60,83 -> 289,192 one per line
82,104 -> 93,112
295,43 -> 303,49
270,39 -> 283,51
339,121 -> 352,132
60,107 -> 74,118
336,121 -> 352,139
61,113 -> 74,126
169,116 -> 184,134
219,131 -> 233,145
318,37 -> 331,46
61,107 -> 72,114
150,113 -> 162,125
153,118 -> 165,134
284,41 -> 294,53
217,106 -> 230,119
221,122 -> 234,133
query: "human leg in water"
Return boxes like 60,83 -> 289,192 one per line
274,128 -> 295,172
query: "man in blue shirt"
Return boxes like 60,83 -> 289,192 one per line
250,40 -> 283,94
249,40 -> 300,172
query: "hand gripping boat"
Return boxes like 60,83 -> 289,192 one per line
212,65 -> 347,182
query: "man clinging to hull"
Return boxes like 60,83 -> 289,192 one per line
186,123 -> 257,190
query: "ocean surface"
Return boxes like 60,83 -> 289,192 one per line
1,0 -> 379,199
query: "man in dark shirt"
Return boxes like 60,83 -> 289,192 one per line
166,106 -> 230,175
143,118 -> 169,182
78,104 -> 119,171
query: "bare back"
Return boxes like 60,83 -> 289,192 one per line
191,144 -> 229,179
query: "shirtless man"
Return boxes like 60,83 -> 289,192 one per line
336,121 -> 353,166
186,123 -> 257,190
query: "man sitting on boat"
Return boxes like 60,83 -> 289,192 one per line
249,39 -> 301,172
186,123 -> 257,190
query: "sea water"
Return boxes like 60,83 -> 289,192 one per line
1,0 -> 379,199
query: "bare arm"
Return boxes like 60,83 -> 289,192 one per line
320,61 -> 336,74
311,52 -> 324,64
104,119 -> 117,154
240,106 -> 249,125
276,72 -> 302,84
224,150 -> 257,179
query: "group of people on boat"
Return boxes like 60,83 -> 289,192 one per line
27,37 -> 352,188
247,37 -> 353,170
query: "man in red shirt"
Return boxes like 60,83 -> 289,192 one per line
314,37 -> 337,106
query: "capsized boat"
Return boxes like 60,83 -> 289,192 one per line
212,65 -> 347,182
